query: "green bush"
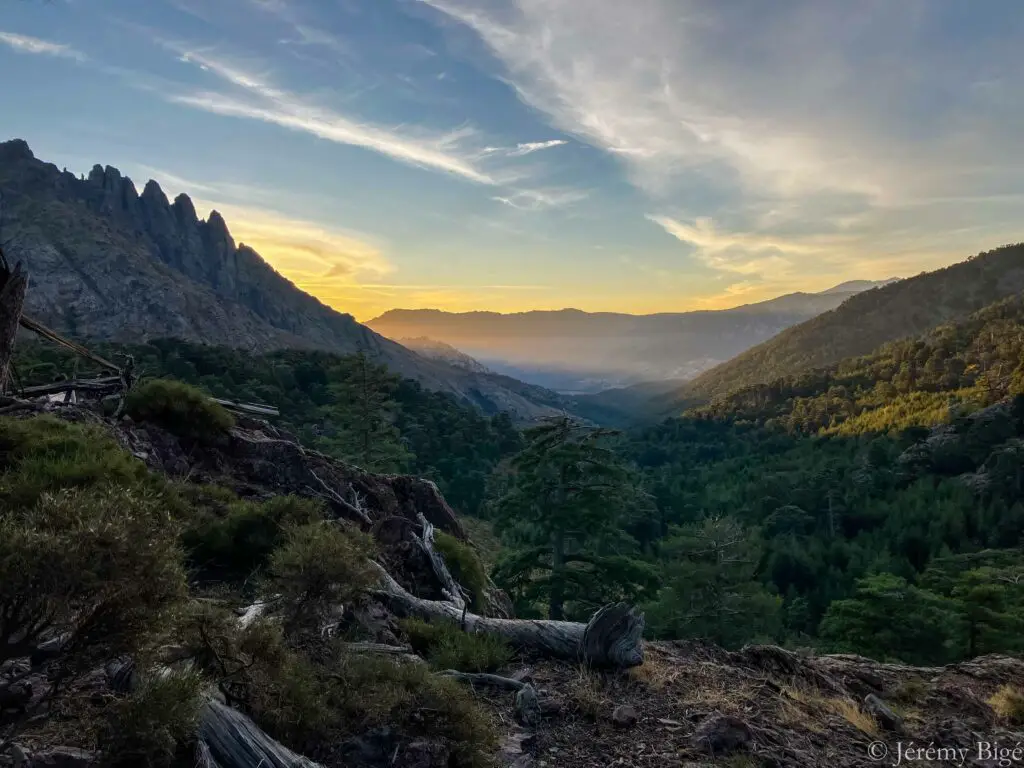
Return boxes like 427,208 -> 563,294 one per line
269,521 -> 377,629
399,617 -> 512,673
181,612 -> 497,768
181,495 -> 325,579
244,638 -> 498,768
125,379 -> 235,443
102,671 -> 205,768
0,415 -> 151,509
434,531 -> 489,611
0,485 -> 187,744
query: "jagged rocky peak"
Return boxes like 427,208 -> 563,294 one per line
201,209 -> 236,255
141,178 -> 169,205
0,138 -> 34,161
172,192 -> 199,227
86,164 -> 141,217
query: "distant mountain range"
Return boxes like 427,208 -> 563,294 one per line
0,139 -> 571,422
367,280 -> 898,393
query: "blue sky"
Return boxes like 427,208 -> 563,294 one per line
3,0 -> 1023,319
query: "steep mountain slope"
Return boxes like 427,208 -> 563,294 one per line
367,283 -> 891,393
0,138 -> 567,421
396,336 -> 493,374
694,291 -> 1024,435
672,243 -> 1024,408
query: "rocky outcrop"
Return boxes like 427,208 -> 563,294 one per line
0,138 -> 570,422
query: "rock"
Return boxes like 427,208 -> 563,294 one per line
864,694 -> 905,734
342,727 -> 401,765
29,748 -> 96,768
691,712 -> 753,755
8,744 -> 28,767
0,682 -> 32,710
500,728 -> 537,764
400,740 -> 450,768
515,683 -> 542,727
510,667 -> 535,683
611,703 -> 639,728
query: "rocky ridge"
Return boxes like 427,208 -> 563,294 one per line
0,138 -> 568,422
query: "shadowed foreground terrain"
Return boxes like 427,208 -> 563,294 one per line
3,398 -> 1023,768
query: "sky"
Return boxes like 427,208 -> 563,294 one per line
3,0 -> 1023,320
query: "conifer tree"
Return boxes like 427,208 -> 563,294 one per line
492,417 -> 654,619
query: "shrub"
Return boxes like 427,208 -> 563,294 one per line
181,612 -> 498,768
102,671 -> 205,768
269,521 -> 377,629
399,617 -> 512,673
434,531 -> 489,611
989,685 -> 1024,725
125,379 -> 235,443
181,495 -> 325,579
0,415 -> 151,509
0,485 -> 187,743
246,643 -> 498,768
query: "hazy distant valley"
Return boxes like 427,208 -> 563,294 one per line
369,280 -> 897,394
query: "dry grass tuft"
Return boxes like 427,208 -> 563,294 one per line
988,685 -> 1024,725
626,647 -> 684,690
567,666 -> 609,721
828,697 -> 881,736
780,687 -> 879,737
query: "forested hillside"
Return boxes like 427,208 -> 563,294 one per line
696,292 -> 1024,432
14,339 -> 523,518
606,290 -> 1024,662
672,243 -> 1024,407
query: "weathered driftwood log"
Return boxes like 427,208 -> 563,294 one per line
439,670 -> 527,691
199,699 -> 323,768
342,642 -> 414,655
0,261 -> 27,394
415,513 -> 467,611
372,562 -> 644,668
102,658 -> 325,768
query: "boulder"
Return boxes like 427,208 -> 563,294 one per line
691,712 -> 753,755
611,703 -> 639,729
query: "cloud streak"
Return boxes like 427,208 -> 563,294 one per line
165,46 -> 498,184
0,31 -> 85,61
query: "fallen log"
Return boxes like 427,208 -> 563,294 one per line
342,642 -> 415,656
415,513 -> 467,611
439,670 -> 526,691
372,562 -> 644,668
199,699 -> 323,768
19,376 -> 123,397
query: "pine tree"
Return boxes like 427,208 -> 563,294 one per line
492,417 -> 653,620
318,351 -> 411,472
648,516 -> 780,647
818,573 -> 959,664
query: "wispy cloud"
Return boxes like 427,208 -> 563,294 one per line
493,187 -> 589,210
648,215 -> 798,278
483,139 -> 568,158
0,31 -> 85,61
164,46 -> 498,184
